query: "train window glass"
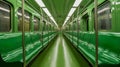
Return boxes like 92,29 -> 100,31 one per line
17,8 -> 31,32
0,1 -> 11,32
42,21 -> 46,31
82,14 -> 89,31
73,22 -> 77,31
34,17 -> 39,31
40,22 -> 42,31
98,2 -> 111,30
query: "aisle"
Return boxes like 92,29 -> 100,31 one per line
30,34 -> 90,67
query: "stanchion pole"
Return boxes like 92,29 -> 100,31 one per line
94,0 -> 98,67
22,0 -> 26,67
77,8 -> 80,47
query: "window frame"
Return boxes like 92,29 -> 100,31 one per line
33,16 -> 40,31
97,1 -> 111,31
17,8 -> 31,32
92,1 -> 111,31
82,13 -> 89,31
0,1 -> 12,32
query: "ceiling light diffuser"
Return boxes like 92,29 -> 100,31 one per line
43,8 -> 52,17
35,0 -> 45,7
73,0 -> 82,7
63,17 -> 70,26
62,0 -> 82,27
50,17 -> 58,27
68,8 -> 76,17
35,0 -> 58,27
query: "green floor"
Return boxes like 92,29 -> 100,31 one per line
30,34 -> 90,67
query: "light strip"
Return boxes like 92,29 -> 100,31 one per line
42,8 -> 52,17
73,0 -> 82,7
68,8 -> 76,17
62,0 -> 82,27
66,17 -> 70,21
63,8 -> 76,26
116,2 -> 120,5
35,0 -> 58,27
63,21 -> 67,27
50,17 -> 58,27
35,0 -> 45,7
63,17 -> 70,26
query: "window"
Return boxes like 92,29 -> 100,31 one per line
34,17 -> 39,31
17,8 -> 31,31
0,1 -> 11,32
98,2 -> 111,30
42,20 -> 46,31
82,14 -> 89,31
73,22 -> 77,31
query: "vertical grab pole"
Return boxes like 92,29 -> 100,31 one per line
69,24 -> 70,38
49,25 -> 51,42
22,0 -> 26,67
41,9 -> 44,46
94,0 -> 98,67
77,8 -> 80,47
71,24 -> 73,43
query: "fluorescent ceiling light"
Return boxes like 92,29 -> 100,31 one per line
73,0 -> 82,7
116,2 -> 120,5
63,17 -> 70,26
35,0 -> 58,27
42,8 -> 58,27
63,21 -> 67,26
68,8 -> 76,17
43,8 -> 52,17
63,8 -> 76,26
62,0 -> 82,27
43,8 -> 58,27
50,17 -> 55,23
35,0 -> 45,7
66,17 -> 70,21
0,7 -> 10,12
50,17 -> 58,27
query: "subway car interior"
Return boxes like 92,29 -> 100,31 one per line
0,0 -> 120,67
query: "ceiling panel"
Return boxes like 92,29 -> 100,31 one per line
42,0 -> 75,27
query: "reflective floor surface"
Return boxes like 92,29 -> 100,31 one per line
30,34 -> 91,67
